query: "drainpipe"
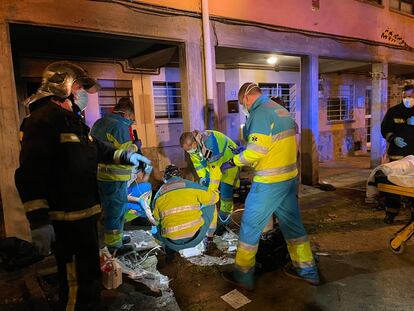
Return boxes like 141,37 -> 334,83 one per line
201,0 -> 215,129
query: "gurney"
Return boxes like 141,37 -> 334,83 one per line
378,183 -> 414,254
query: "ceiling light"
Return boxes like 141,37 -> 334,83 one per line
266,56 -> 278,65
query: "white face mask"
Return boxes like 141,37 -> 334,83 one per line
74,88 -> 89,111
403,97 -> 414,108
186,148 -> 197,154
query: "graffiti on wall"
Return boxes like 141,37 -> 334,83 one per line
381,28 -> 410,48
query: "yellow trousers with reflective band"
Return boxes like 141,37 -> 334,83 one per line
235,178 -> 319,281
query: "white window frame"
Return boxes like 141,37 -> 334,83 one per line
152,81 -> 182,124
327,84 -> 355,123
97,79 -> 133,117
258,83 -> 297,119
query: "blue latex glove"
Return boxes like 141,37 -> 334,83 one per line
394,137 -> 407,148
407,116 -> 414,126
220,160 -> 235,174
230,141 -> 246,154
199,177 -> 209,187
144,164 -> 153,174
129,153 -> 152,166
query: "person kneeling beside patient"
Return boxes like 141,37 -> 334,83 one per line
151,165 -> 219,252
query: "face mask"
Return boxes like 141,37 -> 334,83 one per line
74,88 -> 89,111
403,97 -> 414,108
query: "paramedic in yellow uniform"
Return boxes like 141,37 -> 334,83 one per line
221,82 -> 320,290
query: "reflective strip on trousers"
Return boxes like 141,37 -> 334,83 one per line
292,259 -> 316,269
238,241 -> 259,252
389,155 -> 404,160
60,133 -> 80,143
49,204 -> 101,221
160,205 -> 200,217
246,143 -> 268,154
255,163 -> 297,177
162,218 -> 203,235
66,256 -> 78,311
23,199 -> 49,213
272,128 -> 296,142
287,236 -> 309,245
98,166 -> 132,176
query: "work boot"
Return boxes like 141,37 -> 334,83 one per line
384,212 -> 396,224
122,235 -> 131,245
283,262 -> 321,286
222,266 -> 255,291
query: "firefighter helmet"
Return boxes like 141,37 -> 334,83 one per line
23,61 -> 99,107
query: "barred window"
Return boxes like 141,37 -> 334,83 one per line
97,80 -> 133,117
390,0 -> 414,14
327,85 -> 354,122
258,83 -> 297,119
153,82 -> 182,122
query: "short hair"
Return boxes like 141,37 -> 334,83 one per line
113,97 -> 134,114
403,85 -> 414,93
180,132 -> 195,147
238,82 -> 261,100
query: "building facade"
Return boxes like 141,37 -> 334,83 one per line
1,0 -> 414,239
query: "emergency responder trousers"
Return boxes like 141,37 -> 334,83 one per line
53,216 -> 101,311
98,181 -> 128,250
154,205 -> 217,252
235,177 -> 319,282
219,182 -> 234,224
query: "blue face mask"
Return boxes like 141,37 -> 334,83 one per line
74,89 -> 89,111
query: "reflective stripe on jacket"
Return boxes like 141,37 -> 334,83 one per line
234,96 -> 298,183
152,177 -> 219,240
91,114 -> 136,181
190,130 -> 240,191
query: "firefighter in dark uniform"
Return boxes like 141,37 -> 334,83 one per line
15,61 -> 148,310
381,84 -> 414,224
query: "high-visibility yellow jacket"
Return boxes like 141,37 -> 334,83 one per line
190,130 -> 240,192
91,113 -> 137,181
233,95 -> 298,183
152,177 -> 219,240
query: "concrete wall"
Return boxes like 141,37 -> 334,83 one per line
0,0 -> 206,239
318,73 -> 370,160
139,0 -> 414,48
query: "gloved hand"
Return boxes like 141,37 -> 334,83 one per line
31,224 -> 55,257
220,159 -> 235,174
394,137 -> 407,148
407,116 -> 414,126
199,177 -> 209,187
230,141 -> 246,154
129,153 -> 152,166
144,164 -> 153,175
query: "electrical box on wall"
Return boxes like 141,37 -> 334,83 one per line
227,100 -> 239,113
